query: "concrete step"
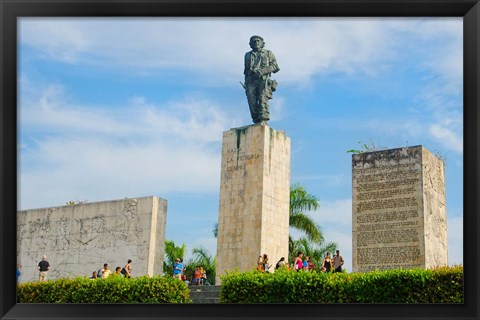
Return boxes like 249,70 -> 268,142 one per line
190,291 -> 221,298
191,297 -> 220,304
188,285 -> 221,292
189,285 -> 221,304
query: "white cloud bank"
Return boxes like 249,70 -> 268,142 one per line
18,81 -> 236,210
20,18 -> 463,155
20,18 -> 461,86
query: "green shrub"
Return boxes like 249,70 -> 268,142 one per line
17,275 -> 192,303
219,266 -> 463,303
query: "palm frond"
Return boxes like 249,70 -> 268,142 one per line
289,212 -> 322,242
290,183 -> 320,214
212,223 -> 218,238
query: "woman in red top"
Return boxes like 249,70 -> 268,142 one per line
307,257 -> 315,272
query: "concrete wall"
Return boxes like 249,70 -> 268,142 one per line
352,146 -> 448,272
216,124 -> 290,283
17,196 -> 167,282
422,148 -> 448,268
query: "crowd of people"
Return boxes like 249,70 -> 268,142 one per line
257,250 -> 345,273
16,256 -> 134,282
172,257 -> 209,286
91,259 -> 133,279
18,255 -> 207,284
17,250 -> 344,284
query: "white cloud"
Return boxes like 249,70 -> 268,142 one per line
316,198 -> 352,227
429,124 -> 463,153
19,18 -> 91,63
19,136 -> 222,209
268,96 -> 287,122
19,18 -> 461,88
19,18 -> 464,154
402,18 -> 463,155
18,82 -> 234,210
363,119 -> 423,142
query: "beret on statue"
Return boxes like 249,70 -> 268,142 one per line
250,35 -> 264,42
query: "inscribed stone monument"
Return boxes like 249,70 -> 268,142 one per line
352,146 -> 448,272
17,196 -> 167,282
216,124 -> 290,283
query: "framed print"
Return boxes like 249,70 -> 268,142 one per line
1,0 -> 478,320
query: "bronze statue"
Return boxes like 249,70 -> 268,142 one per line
242,35 -> 280,125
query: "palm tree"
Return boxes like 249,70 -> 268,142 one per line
288,183 -> 339,266
163,240 -> 186,276
289,183 -> 321,243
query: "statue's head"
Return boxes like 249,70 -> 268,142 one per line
249,35 -> 265,50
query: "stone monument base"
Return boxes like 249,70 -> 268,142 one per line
352,146 -> 448,272
216,124 -> 290,283
17,196 -> 167,282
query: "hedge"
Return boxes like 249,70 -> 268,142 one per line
219,265 -> 463,303
17,275 -> 191,303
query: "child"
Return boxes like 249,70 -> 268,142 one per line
303,256 -> 310,271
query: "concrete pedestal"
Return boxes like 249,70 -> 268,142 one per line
352,146 -> 448,272
17,196 -> 167,282
216,124 -> 290,283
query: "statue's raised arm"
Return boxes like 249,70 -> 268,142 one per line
243,35 -> 280,125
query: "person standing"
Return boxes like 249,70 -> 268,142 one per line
243,35 -> 280,125
307,257 -> 315,272
101,263 -> 112,278
333,250 -> 344,273
16,264 -> 22,282
114,266 -> 122,277
303,256 -> 310,271
172,258 -> 183,280
263,254 -> 271,273
256,255 -> 264,271
322,251 -> 333,273
37,255 -> 50,282
97,265 -> 103,278
193,266 -> 202,285
275,257 -> 286,270
200,266 -> 207,285
122,259 -> 133,278
293,252 -> 304,271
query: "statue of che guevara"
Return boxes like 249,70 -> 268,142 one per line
242,35 -> 280,125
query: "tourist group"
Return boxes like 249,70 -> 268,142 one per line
257,250 -> 345,273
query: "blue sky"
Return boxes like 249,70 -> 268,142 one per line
18,18 -> 463,272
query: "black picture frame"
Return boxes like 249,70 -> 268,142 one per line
1,1 -> 478,319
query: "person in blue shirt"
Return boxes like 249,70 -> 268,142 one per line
303,256 -> 310,271
172,258 -> 183,280
16,264 -> 22,282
